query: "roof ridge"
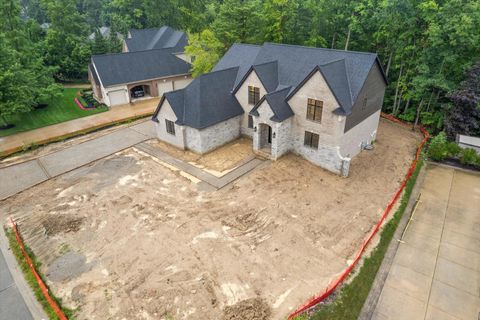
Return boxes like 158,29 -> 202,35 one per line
263,42 -> 378,56
253,60 -> 278,68
199,66 -> 240,77
318,58 -> 345,67
265,86 -> 291,96
92,47 -> 178,58
231,43 -> 261,48
342,59 -> 354,105
128,26 -> 168,32
146,27 -> 170,50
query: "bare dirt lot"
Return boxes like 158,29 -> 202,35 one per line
145,137 -> 254,175
1,119 -> 420,320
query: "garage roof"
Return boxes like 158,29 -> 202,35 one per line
92,48 -> 191,87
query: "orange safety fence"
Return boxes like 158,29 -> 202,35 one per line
287,114 -> 430,320
10,217 -> 68,320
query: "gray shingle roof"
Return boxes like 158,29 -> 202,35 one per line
217,42 -> 386,116
125,26 -> 188,52
250,87 -> 294,122
152,42 -> 386,130
91,48 -> 191,87
154,67 -> 244,129
212,43 -> 261,88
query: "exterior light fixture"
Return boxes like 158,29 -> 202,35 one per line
273,132 -> 276,139
254,126 -> 257,132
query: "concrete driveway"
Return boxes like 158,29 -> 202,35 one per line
373,164 -> 480,320
0,121 -> 155,200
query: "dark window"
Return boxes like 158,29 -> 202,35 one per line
248,115 -> 254,128
304,131 -> 319,149
306,98 -> 323,122
248,86 -> 260,105
165,119 -> 175,135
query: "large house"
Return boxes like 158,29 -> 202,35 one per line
152,43 -> 388,176
88,26 -> 193,107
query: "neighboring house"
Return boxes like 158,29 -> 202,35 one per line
152,43 -> 387,176
88,26 -> 123,41
88,26 -> 193,107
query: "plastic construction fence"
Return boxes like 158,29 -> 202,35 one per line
10,217 -> 68,320
287,113 -> 429,320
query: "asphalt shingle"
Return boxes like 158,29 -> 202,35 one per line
155,67 -> 244,129
92,49 -> 191,87
125,26 -> 188,52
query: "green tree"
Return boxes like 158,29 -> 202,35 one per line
0,36 -> 34,127
184,29 -> 223,77
42,0 -> 91,80
211,0 -> 263,49
0,0 -> 60,126
262,0 -> 299,43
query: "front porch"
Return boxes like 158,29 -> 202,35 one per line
252,120 -> 291,161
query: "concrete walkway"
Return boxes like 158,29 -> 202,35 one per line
0,98 -> 159,157
0,121 -> 156,200
135,142 -> 266,190
373,164 -> 480,320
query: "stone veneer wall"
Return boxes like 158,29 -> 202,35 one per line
154,99 -> 186,150
185,116 -> 242,154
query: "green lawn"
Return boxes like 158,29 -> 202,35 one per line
0,88 -> 108,137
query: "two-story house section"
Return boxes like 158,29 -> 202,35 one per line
152,43 -> 387,176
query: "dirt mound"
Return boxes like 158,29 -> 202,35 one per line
222,298 -> 272,320
42,214 -> 84,235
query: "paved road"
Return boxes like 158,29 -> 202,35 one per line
0,121 -> 156,200
373,164 -> 480,320
0,249 -> 33,320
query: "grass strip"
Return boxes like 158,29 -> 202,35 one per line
296,153 -> 425,320
0,88 -> 108,137
4,227 -> 76,320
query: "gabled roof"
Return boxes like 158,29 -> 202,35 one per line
91,48 -> 191,87
216,42 -> 387,116
88,63 -> 100,85
125,26 -> 188,52
250,87 -> 294,122
153,67 -> 244,129
212,43 -> 261,89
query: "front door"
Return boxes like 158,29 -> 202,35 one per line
268,126 -> 272,144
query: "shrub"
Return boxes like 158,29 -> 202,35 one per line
428,132 -> 448,161
459,148 -> 479,165
445,142 -> 462,158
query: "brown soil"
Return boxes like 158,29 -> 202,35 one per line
222,298 -> 272,320
1,119 -> 420,320
146,137 -> 254,174
42,214 -> 85,236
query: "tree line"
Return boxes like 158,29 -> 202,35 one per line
1,0 -> 479,136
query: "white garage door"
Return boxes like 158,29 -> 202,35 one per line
173,78 -> 191,90
157,81 -> 174,97
108,90 -> 128,106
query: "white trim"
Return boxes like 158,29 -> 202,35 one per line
104,73 -> 192,88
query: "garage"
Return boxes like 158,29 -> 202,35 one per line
108,89 -> 128,106
173,78 -> 191,90
157,81 -> 174,97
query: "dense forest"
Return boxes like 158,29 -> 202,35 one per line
1,0 -> 479,136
